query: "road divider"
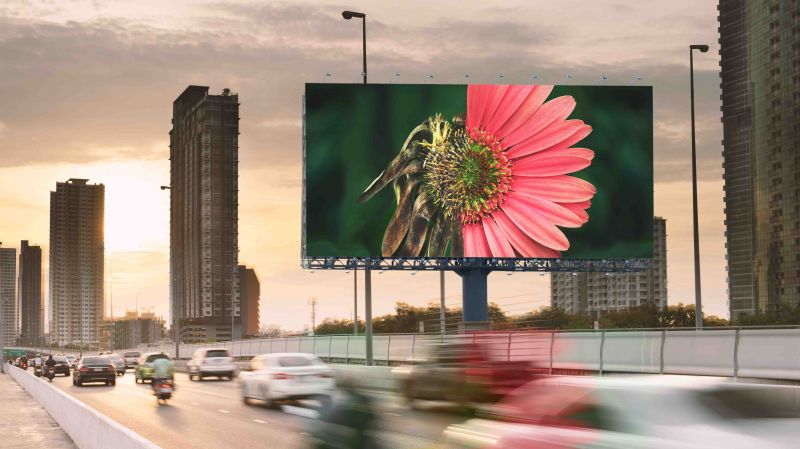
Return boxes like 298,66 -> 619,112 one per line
8,366 -> 162,449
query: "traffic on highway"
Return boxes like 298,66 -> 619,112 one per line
9,342 -> 800,449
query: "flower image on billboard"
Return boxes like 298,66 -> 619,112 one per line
304,83 -> 653,260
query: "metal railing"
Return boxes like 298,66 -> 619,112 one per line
15,326 -> 800,381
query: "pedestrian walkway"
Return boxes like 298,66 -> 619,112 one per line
0,371 -> 76,449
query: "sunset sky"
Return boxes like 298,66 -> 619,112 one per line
0,0 -> 725,331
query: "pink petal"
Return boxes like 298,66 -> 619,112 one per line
466,85 -> 492,130
484,86 -> 533,136
495,86 -> 554,139
501,96 -> 576,148
482,217 -> 516,257
462,222 -> 492,257
537,147 -> 594,160
511,176 -> 596,203
505,191 -> 584,228
560,201 -> 591,223
513,126 -> 593,161
512,154 -> 592,177
479,85 -> 508,129
500,198 -> 569,251
506,120 -> 587,159
493,210 -> 562,258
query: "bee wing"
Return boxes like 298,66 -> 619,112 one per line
381,174 -> 421,257
451,221 -> 464,257
396,190 -> 437,257
358,124 -> 431,204
426,213 -> 451,257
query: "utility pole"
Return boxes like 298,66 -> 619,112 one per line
308,297 -> 318,335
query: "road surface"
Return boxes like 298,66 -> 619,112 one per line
48,371 -> 464,449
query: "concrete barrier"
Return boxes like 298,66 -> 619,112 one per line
8,366 -> 161,449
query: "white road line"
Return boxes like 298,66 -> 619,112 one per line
218,409 -> 230,414
281,405 -> 319,419
253,419 -> 268,424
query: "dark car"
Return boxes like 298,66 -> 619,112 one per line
401,341 -> 540,406
72,356 -> 116,386
52,356 -> 71,376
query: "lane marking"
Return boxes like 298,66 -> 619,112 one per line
218,409 -> 230,414
281,405 -> 319,419
253,419 -> 268,424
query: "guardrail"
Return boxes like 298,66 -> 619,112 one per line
17,326 -> 800,381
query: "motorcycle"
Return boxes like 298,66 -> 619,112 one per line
45,366 -> 56,382
153,378 -> 174,404
34,365 -> 43,377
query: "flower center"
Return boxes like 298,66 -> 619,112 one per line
423,116 -> 512,224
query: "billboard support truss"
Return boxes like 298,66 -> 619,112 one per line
302,257 -> 649,273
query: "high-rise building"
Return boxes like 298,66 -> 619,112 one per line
719,1 -> 800,318
49,178 -> 104,348
0,244 -> 18,346
18,240 -> 43,346
170,86 -> 240,343
238,265 -> 260,337
100,310 -> 166,351
551,217 -> 667,317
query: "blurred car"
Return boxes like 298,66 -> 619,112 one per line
187,348 -> 237,381
52,355 -> 71,376
240,353 -> 335,407
135,352 -> 173,384
107,354 -> 126,376
72,356 -> 116,387
400,341 -> 539,406
123,351 -> 141,369
65,355 -> 78,370
444,375 -> 800,449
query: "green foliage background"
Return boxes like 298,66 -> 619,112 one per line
304,84 -> 653,259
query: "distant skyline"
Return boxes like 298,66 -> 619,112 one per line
0,0 -> 726,331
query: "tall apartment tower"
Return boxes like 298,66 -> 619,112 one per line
49,178 -> 104,348
0,244 -> 18,346
719,1 -> 800,318
551,217 -> 667,317
238,265 -> 260,337
19,240 -> 43,346
170,86 -> 240,343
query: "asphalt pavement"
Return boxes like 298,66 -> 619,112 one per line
47,370 -> 464,449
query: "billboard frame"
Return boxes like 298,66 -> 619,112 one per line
301,256 -> 649,273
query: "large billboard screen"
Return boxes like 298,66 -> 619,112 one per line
304,84 -> 653,259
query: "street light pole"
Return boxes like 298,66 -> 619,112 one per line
343,9 -> 372,365
160,184 -> 179,357
689,44 -> 709,329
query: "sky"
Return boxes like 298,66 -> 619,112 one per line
0,0 -> 726,331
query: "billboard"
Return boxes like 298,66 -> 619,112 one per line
304,83 -> 652,259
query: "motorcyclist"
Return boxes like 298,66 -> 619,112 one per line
309,374 -> 380,449
151,354 -> 175,390
44,355 -> 57,378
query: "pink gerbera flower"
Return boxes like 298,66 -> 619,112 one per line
425,85 -> 596,258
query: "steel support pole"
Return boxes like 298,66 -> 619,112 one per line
690,48 -> 703,329
365,268 -> 373,366
456,268 -> 490,330
354,269 -> 358,335
439,271 -> 446,334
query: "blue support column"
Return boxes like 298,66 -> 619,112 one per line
456,268 -> 490,330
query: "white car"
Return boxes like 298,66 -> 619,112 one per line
239,353 -> 335,408
187,348 -> 237,381
444,375 -> 800,449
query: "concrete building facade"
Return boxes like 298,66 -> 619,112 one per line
719,0 -> 800,318
49,178 -> 104,348
551,217 -> 667,317
18,240 -> 43,346
0,244 -> 18,345
170,86 -> 240,343
238,265 -> 260,337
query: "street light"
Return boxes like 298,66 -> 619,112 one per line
689,44 -> 709,329
342,11 -> 366,84
159,184 -> 179,357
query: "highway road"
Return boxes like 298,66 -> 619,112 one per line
47,370 -> 464,449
